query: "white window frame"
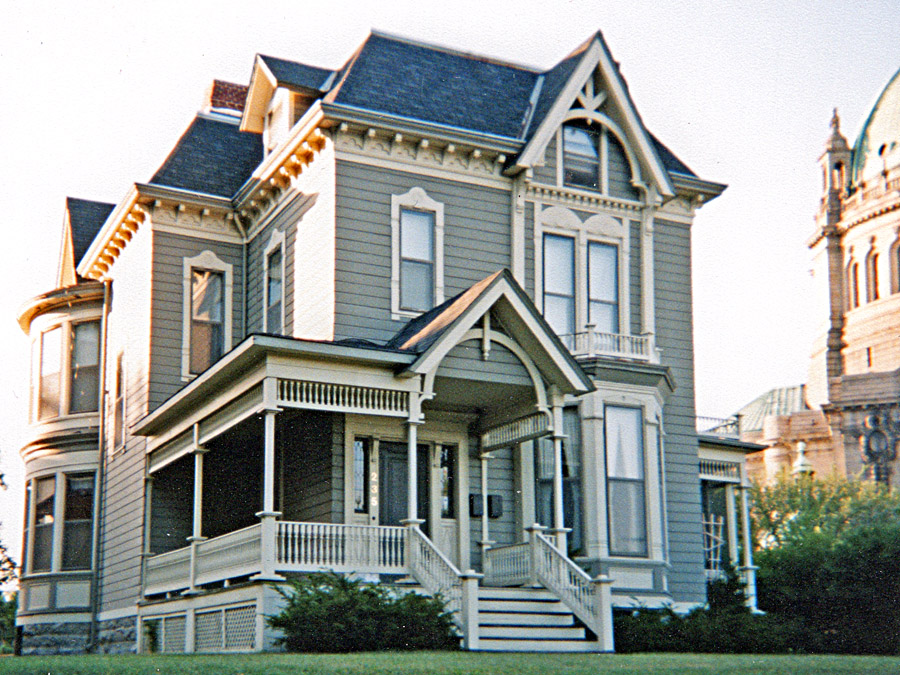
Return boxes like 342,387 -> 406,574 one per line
30,318 -> 102,423
391,187 -> 445,320
534,205 -> 629,336
181,250 -> 233,380
263,230 -> 286,334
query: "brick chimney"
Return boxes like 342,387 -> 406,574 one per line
203,80 -> 249,114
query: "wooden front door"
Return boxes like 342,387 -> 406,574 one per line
379,442 -> 430,535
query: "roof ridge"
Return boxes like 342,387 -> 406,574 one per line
367,29 -> 542,73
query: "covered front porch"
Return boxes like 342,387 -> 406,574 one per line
135,271 -> 614,652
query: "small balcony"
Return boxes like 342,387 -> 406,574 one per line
560,327 -> 658,363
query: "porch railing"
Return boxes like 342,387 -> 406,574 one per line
559,328 -> 656,362
482,542 -> 530,587
276,522 -> 406,574
145,546 -> 192,596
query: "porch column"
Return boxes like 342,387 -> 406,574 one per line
724,484 -> 739,565
253,407 -> 285,581
184,435 -> 208,596
549,400 -> 569,553
479,452 -> 495,561
403,419 -> 425,525
738,485 -> 758,610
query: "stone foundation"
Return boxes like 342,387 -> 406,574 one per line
20,620 -> 90,655
96,616 -> 138,654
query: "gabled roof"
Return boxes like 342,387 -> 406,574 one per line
66,197 -> 114,266
387,269 -> 594,396
258,55 -> 334,92
150,114 -> 263,198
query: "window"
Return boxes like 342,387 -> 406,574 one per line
588,241 -> 619,333
400,209 -> 435,312
182,251 -> 233,379
33,321 -> 100,421
25,472 -> 95,574
535,408 -> 583,556
866,251 -> 879,302
353,438 -> 370,514
265,247 -> 284,334
543,234 -> 576,336
605,405 -> 647,557
848,261 -> 860,309
112,353 -> 126,451
563,124 -> 601,189
391,187 -> 444,319
439,445 -> 456,519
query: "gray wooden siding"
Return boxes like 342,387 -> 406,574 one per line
629,219 -> 642,334
246,193 -> 313,335
654,218 -> 704,604
436,340 -> 532,386
468,442 -> 517,569
532,135 -> 558,185
334,161 -> 512,344
280,411 -> 343,523
148,231 -> 244,411
608,134 -> 640,201
524,201 -> 535,297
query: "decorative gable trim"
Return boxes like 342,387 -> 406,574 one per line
515,35 -> 674,199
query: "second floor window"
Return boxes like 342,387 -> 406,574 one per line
588,242 -> 619,333
400,208 -> 435,313
266,247 -> 283,334
34,321 -> 100,421
190,269 -> 224,374
543,234 -> 575,336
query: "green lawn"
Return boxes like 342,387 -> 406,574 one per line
1,652 -> 899,675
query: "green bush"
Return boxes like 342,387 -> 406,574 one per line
267,571 -> 459,652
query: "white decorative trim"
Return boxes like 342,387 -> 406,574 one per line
181,251 -> 234,380
535,206 -> 630,336
262,230 -> 286,334
390,187 -> 445,320
558,111 -> 646,194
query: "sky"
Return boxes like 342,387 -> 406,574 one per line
0,0 -> 898,568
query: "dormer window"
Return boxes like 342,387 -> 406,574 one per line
563,124 -> 601,190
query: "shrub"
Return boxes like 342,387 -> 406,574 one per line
267,571 -> 459,652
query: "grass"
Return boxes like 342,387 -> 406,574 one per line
1,652 -> 900,675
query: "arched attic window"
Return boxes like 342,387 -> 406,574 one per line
561,120 -> 639,200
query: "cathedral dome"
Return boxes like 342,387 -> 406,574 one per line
852,67 -> 900,185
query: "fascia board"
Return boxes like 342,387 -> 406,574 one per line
406,277 -> 593,394
320,101 -> 523,154
76,185 -> 139,278
133,183 -> 234,209
670,173 -> 727,202
240,56 -> 277,133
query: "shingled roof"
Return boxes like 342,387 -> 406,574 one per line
150,115 -> 263,198
259,55 -> 334,92
66,197 -> 115,266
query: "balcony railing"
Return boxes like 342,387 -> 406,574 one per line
696,415 -> 741,438
559,327 -> 657,363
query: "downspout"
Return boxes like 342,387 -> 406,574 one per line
88,278 -> 112,651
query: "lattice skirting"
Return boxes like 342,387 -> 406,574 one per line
142,603 -> 257,653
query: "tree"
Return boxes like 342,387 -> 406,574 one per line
0,473 -> 17,587
751,473 -> 900,655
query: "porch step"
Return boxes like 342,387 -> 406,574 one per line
474,585 -> 599,653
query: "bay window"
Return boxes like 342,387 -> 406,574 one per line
32,321 -> 100,422
605,405 -> 647,557
588,241 -> 619,333
25,471 -> 95,575
543,234 -> 576,336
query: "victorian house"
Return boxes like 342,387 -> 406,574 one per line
16,31 -> 739,654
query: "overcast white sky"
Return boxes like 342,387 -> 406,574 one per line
0,1 -> 898,566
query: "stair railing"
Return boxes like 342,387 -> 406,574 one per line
406,524 -> 481,649
526,524 -> 614,652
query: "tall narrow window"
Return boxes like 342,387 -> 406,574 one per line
69,322 -> 100,413
848,262 -> 860,309
440,445 -> 456,519
38,328 -> 62,421
62,474 -> 94,570
266,247 -> 283,334
563,124 -> 601,189
400,209 -> 435,312
866,252 -> 879,302
113,353 -> 125,450
588,241 -> 619,333
605,406 -> 647,557
32,477 -> 56,573
543,234 -> 576,336
353,438 -> 370,514
190,269 -> 224,374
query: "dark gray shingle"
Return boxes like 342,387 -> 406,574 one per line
259,55 -> 334,92
66,197 -> 114,266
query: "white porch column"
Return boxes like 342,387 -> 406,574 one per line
253,407 -> 284,582
548,396 -> 569,553
724,484 -> 739,565
184,428 -> 208,596
402,393 -> 425,527
479,452 -> 495,562
739,485 -> 758,610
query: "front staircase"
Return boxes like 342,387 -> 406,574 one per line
477,586 -> 599,652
